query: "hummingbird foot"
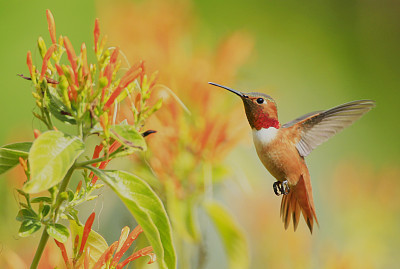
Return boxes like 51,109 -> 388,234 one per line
273,180 -> 290,196
282,180 -> 290,195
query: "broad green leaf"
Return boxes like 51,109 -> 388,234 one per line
0,142 -> 32,175
16,209 -> 38,222
70,220 -> 108,266
23,131 -> 84,193
47,223 -> 70,243
87,167 -> 176,269
18,220 -> 41,237
204,200 -> 249,269
110,125 -> 147,151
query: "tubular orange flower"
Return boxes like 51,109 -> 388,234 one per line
55,63 -> 64,76
94,18 -> 100,53
90,141 -> 121,185
92,241 -> 118,269
111,225 -> 143,266
81,43 -> 89,79
73,235 -> 79,254
54,239 -> 71,269
104,47 -> 120,85
63,36 -> 79,86
18,157 -> 28,172
116,246 -> 155,269
46,9 -> 57,44
26,51 -> 33,78
76,180 -> 82,193
33,129 -> 41,138
79,212 -> 95,256
40,44 -> 56,80
84,247 -> 90,269
103,65 -> 143,110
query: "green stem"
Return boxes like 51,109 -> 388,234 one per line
30,229 -> 50,269
30,166 -> 75,269
75,156 -> 108,167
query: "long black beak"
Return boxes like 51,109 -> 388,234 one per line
208,82 -> 246,98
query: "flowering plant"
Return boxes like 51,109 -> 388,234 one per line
0,10 -> 175,268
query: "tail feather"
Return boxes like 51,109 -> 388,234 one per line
280,173 -> 318,233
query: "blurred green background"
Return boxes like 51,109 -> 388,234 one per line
1,0 -> 399,268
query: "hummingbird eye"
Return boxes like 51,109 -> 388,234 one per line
256,98 -> 264,104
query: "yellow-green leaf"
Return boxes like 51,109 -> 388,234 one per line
23,131 -> 84,193
0,142 -> 31,175
70,220 -> 108,266
110,125 -> 146,150
47,223 -> 70,243
87,167 -> 176,269
204,200 -> 249,269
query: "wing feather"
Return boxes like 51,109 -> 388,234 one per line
282,100 -> 375,157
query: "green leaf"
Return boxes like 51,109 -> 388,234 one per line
204,200 -> 249,269
18,220 -> 41,237
16,209 -> 38,222
70,220 -> 108,266
87,167 -> 176,269
46,87 -> 76,124
110,125 -> 147,151
23,131 -> 84,193
31,197 -> 52,203
0,142 -> 32,175
41,205 -> 51,218
47,223 -> 70,243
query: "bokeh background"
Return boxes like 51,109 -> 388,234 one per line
1,0 -> 399,268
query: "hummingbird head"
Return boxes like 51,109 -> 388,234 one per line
209,82 -> 280,130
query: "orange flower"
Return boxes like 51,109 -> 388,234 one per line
79,212 -> 95,256
54,240 -> 71,269
26,51 -> 33,78
81,43 -> 89,79
40,44 -> 56,80
63,37 -> 79,86
55,63 -> 64,76
103,63 -> 143,110
116,246 -> 156,269
46,9 -> 57,44
94,18 -> 100,53
111,225 -> 143,266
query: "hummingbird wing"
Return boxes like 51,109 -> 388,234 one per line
282,100 -> 375,157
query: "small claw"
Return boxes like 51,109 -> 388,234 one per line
273,182 -> 281,196
282,180 -> 290,195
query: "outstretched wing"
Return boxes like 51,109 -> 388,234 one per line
282,100 -> 376,157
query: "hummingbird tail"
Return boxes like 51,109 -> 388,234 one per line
280,173 -> 319,233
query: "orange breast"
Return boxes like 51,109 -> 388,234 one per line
252,127 -> 305,185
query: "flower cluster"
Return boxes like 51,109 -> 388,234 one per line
25,10 -> 161,145
54,213 -> 156,269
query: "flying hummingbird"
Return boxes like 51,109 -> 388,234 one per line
209,82 -> 375,233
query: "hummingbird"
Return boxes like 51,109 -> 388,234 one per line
209,82 -> 375,233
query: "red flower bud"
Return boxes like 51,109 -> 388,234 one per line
40,44 -> 56,80
79,212 -> 95,256
94,18 -> 100,53
27,51 -> 33,78
46,10 -> 57,44
116,246 -> 155,269
33,129 -> 41,139
54,239 -> 71,269
103,64 -> 143,110
63,37 -> 79,86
